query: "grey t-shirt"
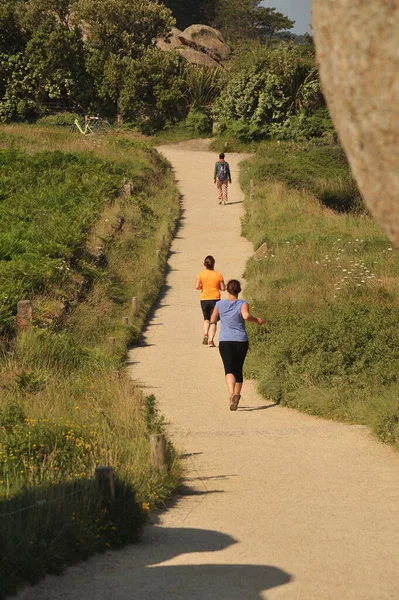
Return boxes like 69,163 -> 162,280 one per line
217,299 -> 248,342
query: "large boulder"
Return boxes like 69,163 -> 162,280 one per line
156,27 -> 184,51
182,25 -> 230,62
177,48 -> 220,69
312,0 -> 399,246
156,24 -> 230,68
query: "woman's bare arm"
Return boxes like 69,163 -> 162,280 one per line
241,302 -> 263,325
220,279 -> 226,292
209,306 -> 220,325
195,277 -> 202,290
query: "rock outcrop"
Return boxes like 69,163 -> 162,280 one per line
156,24 -> 230,68
312,0 -> 399,246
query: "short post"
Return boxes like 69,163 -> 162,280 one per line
95,466 -> 115,502
156,249 -> 161,259
162,234 -> 166,244
108,336 -> 116,350
17,300 -> 32,331
132,296 -> 138,315
141,280 -> 146,288
150,434 -> 166,470
122,316 -> 129,325
168,207 -> 172,214
123,182 -> 132,196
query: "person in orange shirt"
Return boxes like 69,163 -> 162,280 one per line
195,255 -> 225,347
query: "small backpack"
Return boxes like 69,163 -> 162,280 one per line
217,161 -> 229,181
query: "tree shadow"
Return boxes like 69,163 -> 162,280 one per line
16,525 -> 292,600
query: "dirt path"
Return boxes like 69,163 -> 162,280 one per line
18,141 -> 399,599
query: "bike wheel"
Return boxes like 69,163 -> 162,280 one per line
69,123 -> 79,133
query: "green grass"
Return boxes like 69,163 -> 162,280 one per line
241,141 -> 399,449
0,124 -> 181,597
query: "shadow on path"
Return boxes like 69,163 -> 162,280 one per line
38,526 -> 292,600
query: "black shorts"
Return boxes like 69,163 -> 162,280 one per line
219,341 -> 249,383
200,299 -> 218,321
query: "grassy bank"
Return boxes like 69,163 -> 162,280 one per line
0,125 -> 181,597
241,140 -> 399,449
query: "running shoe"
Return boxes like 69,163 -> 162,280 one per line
230,394 -> 241,411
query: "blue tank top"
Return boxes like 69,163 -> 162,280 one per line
217,299 -> 248,342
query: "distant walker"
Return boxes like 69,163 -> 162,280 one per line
214,153 -> 232,205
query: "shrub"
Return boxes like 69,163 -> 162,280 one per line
185,109 -> 212,135
36,112 -> 80,126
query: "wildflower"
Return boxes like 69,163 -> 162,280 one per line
74,406 -> 80,410
342,269 -> 347,272
388,247 -> 393,251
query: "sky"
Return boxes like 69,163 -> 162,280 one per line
262,0 -> 312,34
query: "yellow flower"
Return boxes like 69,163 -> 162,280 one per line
142,502 -> 150,513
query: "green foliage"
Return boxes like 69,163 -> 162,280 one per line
213,0 -> 294,43
162,0 -> 216,29
0,478 -> 146,598
0,125 -> 182,593
213,42 -> 328,142
185,108 -> 212,135
78,0 -> 175,115
36,112 -> 80,126
243,140 -> 362,213
0,148 -> 123,330
118,49 -> 186,130
241,139 -> 399,448
180,64 -> 222,110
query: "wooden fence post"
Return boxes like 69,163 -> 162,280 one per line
108,336 -> 116,350
17,300 -> 32,331
150,434 -> 166,470
95,466 -> 115,502
122,317 -> 129,325
132,297 -> 138,315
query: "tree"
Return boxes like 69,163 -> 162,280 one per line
0,0 -> 88,119
162,0 -> 216,30
253,6 -> 295,39
75,0 -> 175,114
213,0 -> 294,43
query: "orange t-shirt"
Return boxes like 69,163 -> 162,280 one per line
197,269 -> 224,300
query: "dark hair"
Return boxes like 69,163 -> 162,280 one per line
227,279 -> 241,296
204,255 -> 215,270
219,153 -> 225,159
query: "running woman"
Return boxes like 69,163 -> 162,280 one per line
195,255 -> 225,347
210,279 -> 263,410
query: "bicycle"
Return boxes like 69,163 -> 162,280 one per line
69,115 -> 111,134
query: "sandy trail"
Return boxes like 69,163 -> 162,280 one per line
17,141 -> 399,600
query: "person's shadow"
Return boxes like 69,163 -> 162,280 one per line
19,525 -> 292,599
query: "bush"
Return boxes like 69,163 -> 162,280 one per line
213,42 -> 326,142
185,109 -> 212,135
36,112 -> 80,126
